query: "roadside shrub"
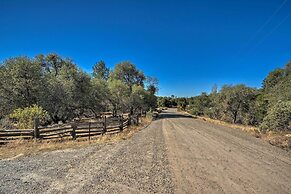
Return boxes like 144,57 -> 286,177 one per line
189,107 -> 201,116
260,101 -> 291,131
9,105 -> 49,129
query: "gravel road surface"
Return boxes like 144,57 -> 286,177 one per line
0,109 -> 290,193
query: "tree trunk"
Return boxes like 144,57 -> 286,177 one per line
233,103 -> 241,124
233,111 -> 237,123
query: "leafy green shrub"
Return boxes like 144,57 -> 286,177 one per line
9,105 -> 49,129
189,108 -> 202,116
260,101 -> 291,131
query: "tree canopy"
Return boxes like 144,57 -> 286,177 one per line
0,54 -> 158,125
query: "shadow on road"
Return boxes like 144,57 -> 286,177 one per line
157,112 -> 196,119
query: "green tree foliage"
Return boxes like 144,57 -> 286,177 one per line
108,62 -> 157,114
204,93 -> 221,119
248,92 -> 268,125
109,61 -> 146,90
146,76 -> 159,95
189,92 -> 211,115
108,79 -> 131,115
92,60 -> 109,80
218,85 -> 257,124
130,85 -> 148,112
36,53 -> 68,76
0,57 -> 44,117
9,104 -> 49,129
184,61 -> 290,131
89,78 -> 110,117
188,85 -> 257,124
144,91 -> 157,111
256,62 -> 291,129
262,63 -> 291,104
177,97 -> 188,111
38,55 -> 92,123
260,101 -> 291,131
157,96 -> 177,108
0,54 -> 157,125
142,76 -> 158,111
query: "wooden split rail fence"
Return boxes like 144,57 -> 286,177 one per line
0,113 -> 144,144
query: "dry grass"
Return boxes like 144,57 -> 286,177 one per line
199,116 -> 291,150
182,111 -> 291,150
197,116 -> 260,134
0,116 -> 152,160
260,131 -> 291,150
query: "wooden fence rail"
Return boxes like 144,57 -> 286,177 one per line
0,113 -> 145,144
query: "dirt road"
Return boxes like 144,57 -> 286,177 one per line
1,109 -> 290,193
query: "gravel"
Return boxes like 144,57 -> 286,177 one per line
0,118 -> 174,194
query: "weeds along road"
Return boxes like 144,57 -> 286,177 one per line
0,109 -> 291,194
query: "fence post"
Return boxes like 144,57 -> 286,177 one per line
71,123 -> 77,140
88,122 -> 91,142
128,114 -> 131,126
119,115 -> 123,131
103,116 -> 107,135
33,118 -> 40,140
136,114 -> 140,126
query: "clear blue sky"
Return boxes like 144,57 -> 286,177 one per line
0,0 -> 290,96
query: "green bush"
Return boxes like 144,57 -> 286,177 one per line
260,101 -> 291,131
9,105 -> 49,129
189,108 -> 202,116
